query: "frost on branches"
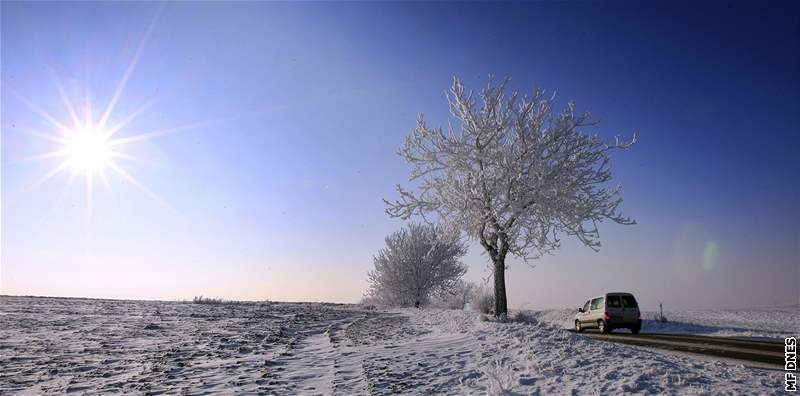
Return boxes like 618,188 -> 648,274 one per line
367,223 -> 467,308
385,77 -> 637,318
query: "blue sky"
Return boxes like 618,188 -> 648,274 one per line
2,1 -> 798,310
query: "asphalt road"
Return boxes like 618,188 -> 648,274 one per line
570,330 -> 785,367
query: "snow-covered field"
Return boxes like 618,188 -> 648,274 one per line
533,306 -> 798,339
0,296 -> 789,395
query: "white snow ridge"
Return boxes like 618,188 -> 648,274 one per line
0,296 -> 788,395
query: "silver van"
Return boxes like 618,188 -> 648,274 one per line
575,292 -> 641,334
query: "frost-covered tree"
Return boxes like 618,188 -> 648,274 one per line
385,77 -> 636,318
367,223 -> 467,308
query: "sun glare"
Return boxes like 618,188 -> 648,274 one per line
14,4 -> 257,220
10,4 -> 178,223
65,127 -> 112,173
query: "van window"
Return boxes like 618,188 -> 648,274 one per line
606,295 -> 621,308
621,295 -> 638,308
582,301 -> 590,312
590,297 -> 604,310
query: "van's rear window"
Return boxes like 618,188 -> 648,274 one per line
621,295 -> 638,308
606,295 -> 621,307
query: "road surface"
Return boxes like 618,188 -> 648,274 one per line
571,330 -> 784,367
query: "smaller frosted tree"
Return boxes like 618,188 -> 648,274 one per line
367,223 -> 468,307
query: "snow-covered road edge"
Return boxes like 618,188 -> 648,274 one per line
396,308 -> 784,394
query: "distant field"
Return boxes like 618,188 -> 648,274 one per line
0,296 -> 787,395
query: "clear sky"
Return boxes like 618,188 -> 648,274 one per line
2,1 -> 798,310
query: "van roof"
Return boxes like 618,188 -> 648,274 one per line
588,292 -> 635,300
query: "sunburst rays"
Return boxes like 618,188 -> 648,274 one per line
12,4 -> 171,225
10,2 -> 283,227
16,83 -> 168,223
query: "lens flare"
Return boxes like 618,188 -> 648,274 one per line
702,240 -> 720,272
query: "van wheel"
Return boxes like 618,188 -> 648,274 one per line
575,320 -> 583,333
631,324 -> 641,334
598,320 -> 609,334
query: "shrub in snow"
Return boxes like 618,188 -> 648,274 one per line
512,310 -> 537,324
386,76 -> 636,317
190,296 -> 262,305
471,284 -> 495,314
430,280 -> 478,310
654,312 -> 669,323
358,294 -> 383,309
481,356 -> 517,395
192,296 -> 225,305
366,223 -> 467,308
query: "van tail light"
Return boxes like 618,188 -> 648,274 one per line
603,311 -> 610,321
637,312 -> 641,320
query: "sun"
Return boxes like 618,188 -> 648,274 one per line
64,126 -> 112,174
13,3 -> 256,220
16,88 -> 168,219
11,4 -> 175,220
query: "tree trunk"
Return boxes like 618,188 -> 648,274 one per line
493,257 -> 508,319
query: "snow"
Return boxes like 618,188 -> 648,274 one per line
0,296 -> 788,394
642,308 -> 798,338
533,306 -> 798,339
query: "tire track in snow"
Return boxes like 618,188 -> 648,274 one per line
264,316 -> 374,395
